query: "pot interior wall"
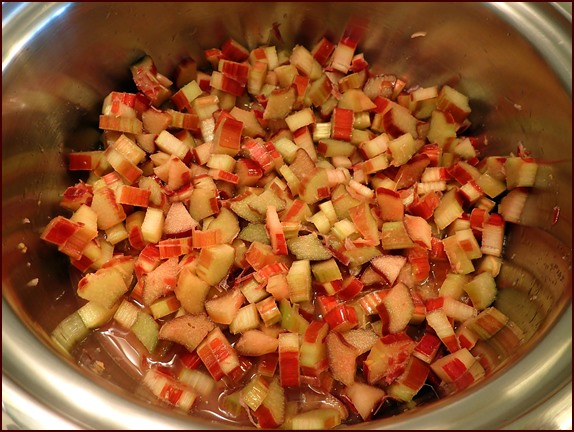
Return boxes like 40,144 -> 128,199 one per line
2,2 -> 571,429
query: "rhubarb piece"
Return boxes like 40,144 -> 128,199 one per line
256,296 -> 283,326
287,259 -> 312,303
363,333 -> 415,385
299,320 -> 329,377
338,89 -> 377,113
456,322 -> 481,350
77,267 -> 128,309
311,258 -> 342,284
371,255 -> 407,286
466,307 -> 509,340
197,327 -> 241,380
387,356 -> 430,402
376,188 -> 404,222
348,202 -> 379,246
206,207 -> 240,244
174,267 -> 210,314
436,85 -> 471,123
149,294 -> 180,319
278,332 -> 301,388
499,188 -> 529,224
158,313 -> 215,352
323,304 -> 358,332
253,376 -> 285,428
240,374 -> 271,412
178,368 -> 216,398
413,333 -> 441,363
426,296 -> 476,323
426,308 -> 460,353
51,311 -> 90,354
195,244 -> 235,285
299,169 -> 330,204
288,408 -> 341,430
443,235 -> 475,275
431,348 -> 485,392
266,205 -> 288,255
376,282 -> 415,334
142,257 -> 179,306
235,329 -> 279,356
427,110 -> 458,148
212,115 -> 244,157
279,299 -> 310,334
131,56 -> 172,107
141,207 -> 164,244
384,105 -> 419,140
205,288 -> 245,325
235,158 -> 264,187
287,233 -> 332,261
264,86 -> 297,120
504,157 -> 538,189
77,301 -> 118,330
464,272 -> 497,310
143,368 -> 198,412
131,311 -> 159,353
326,331 -> 359,386
163,202 -> 198,238
381,221 -> 415,250
481,213 -> 505,257
229,303 -> 262,334
343,382 -> 386,421
91,186 -> 127,230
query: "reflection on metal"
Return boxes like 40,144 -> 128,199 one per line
2,2 -> 571,430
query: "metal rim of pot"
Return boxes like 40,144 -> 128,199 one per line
2,2 -> 571,430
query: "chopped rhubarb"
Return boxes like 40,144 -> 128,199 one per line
40,35 -> 535,428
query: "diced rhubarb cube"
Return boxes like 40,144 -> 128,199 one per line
387,356 -> 430,402
278,332 -> 300,388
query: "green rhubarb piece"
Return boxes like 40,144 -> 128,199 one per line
51,311 -> 90,354
287,260 -> 312,303
248,189 -> 286,215
77,301 -> 117,329
342,246 -> 381,266
464,272 -> 497,310
280,299 -> 309,333
287,233 -> 332,261
239,223 -> 271,244
131,312 -> 159,353
311,258 -> 342,283
230,192 -> 265,223
381,221 -> 415,250
207,207 -> 240,244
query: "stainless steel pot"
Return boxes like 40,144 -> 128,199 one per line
2,2 -> 571,429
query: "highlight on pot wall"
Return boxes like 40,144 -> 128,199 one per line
2,2 -> 571,430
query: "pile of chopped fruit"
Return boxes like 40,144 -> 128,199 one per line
43,29 -> 537,429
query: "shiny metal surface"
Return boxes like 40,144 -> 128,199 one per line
2,2 -> 571,430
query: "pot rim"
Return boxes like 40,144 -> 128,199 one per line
2,2 -> 572,430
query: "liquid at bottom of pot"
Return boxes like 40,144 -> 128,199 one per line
71,319 -> 443,427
